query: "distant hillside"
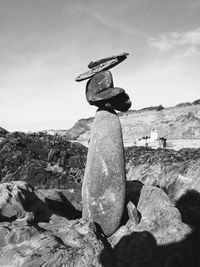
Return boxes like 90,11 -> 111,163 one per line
64,118 -> 93,140
62,99 -> 200,143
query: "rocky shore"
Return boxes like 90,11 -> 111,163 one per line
0,131 -> 200,266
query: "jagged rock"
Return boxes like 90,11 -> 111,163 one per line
0,132 -> 87,189
128,185 -> 191,244
0,217 -> 108,267
109,185 -> 191,249
0,182 -> 114,266
127,201 -> 140,226
0,181 -> 52,223
126,147 -> 200,202
101,185 -> 197,267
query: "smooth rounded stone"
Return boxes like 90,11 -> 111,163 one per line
86,71 -> 124,104
82,108 -> 126,236
108,91 -> 132,112
85,70 -> 132,112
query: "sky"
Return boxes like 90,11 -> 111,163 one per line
0,0 -> 200,132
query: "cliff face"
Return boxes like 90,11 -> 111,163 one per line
120,104 -> 200,143
63,101 -> 200,144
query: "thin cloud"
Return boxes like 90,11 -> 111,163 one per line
91,12 -> 138,35
77,5 -> 146,37
148,28 -> 200,57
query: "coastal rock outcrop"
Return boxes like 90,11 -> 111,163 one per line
0,217 -> 106,267
125,146 -> 200,202
0,180 -> 200,266
0,132 -> 87,190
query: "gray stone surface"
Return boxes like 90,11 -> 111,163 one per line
0,217 -> 106,267
85,71 -> 131,112
75,52 -> 129,81
128,185 -> 191,245
82,108 -> 126,236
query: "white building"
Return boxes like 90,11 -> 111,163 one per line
150,129 -> 158,142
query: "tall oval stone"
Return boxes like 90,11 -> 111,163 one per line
82,108 -> 126,236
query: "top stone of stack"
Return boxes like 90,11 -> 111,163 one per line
75,52 -> 129,82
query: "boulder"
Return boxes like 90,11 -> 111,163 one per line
82,108 -> 126,236
102,185 -> 198,267
131,186 -> 191,244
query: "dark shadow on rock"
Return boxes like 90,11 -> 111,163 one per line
156,228 -> 200,267
44,193 -> 82,220
94,222 -> 123,267
0,214 -> 17,223
126,181 -> 144,206
100,228 -> 200,267
120,181 -> 143,226
19,187 -> 82,222
100,190 -> 200,267
18,187 -> 52,223
176,190 -> 200,226
100,230 -> 157,267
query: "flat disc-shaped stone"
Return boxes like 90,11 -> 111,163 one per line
82,108 -> 126,236
75,59 -> 118,82
75,52 -> 129,82
88,52 -> 129,69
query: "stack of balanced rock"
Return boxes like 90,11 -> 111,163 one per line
76,53 -> 132,236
